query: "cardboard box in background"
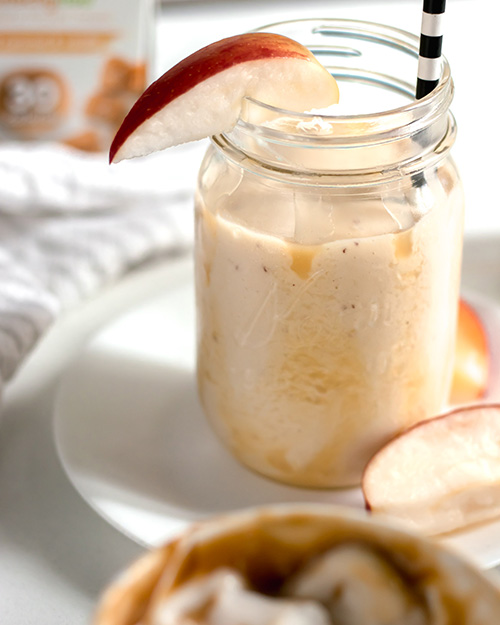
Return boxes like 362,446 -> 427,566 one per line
0,0 -> 156,152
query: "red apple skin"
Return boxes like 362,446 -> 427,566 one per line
362,403 -> 500,513
109,33 -> 318,164
450,299 -> 489,404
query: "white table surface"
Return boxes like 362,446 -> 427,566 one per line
1,1 -> 499,624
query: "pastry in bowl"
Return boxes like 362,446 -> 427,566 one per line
93,504 -> 500,625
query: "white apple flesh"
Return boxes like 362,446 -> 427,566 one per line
109,33 -> 339,163
362,405 -> 500,536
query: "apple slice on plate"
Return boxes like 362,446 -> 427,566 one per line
362,404 -> 500,536
450,298 -> 490,405
110,32 -> 339,163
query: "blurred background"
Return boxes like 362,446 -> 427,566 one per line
0,2 -> 498,625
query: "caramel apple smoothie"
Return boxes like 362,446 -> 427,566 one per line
195,104 -> 464,488
107,17 -> 464,490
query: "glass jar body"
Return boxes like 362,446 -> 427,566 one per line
195,147 -> 463,488
194,19 -> 464,488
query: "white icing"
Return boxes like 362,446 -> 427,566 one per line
210,582 -> 330,625
285,544 -> 428,625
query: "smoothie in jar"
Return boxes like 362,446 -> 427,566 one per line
195,20 -> 464,488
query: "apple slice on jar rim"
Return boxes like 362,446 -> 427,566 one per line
109,32 -> 339,164
362,404 -> 500,537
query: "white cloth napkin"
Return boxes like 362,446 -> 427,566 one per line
0,141 -> 206,388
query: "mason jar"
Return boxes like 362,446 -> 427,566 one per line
194,19 -> 464,488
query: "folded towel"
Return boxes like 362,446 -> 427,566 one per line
0,141 -> 206,386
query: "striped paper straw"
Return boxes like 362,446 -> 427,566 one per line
416,0 -> 446,99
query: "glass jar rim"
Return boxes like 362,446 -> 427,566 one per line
224,18 -> 453,146
214,18 -> 456,182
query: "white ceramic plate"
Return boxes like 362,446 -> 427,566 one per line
54,255 -> 500,568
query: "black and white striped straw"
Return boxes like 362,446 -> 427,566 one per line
416,0 -> 446,99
